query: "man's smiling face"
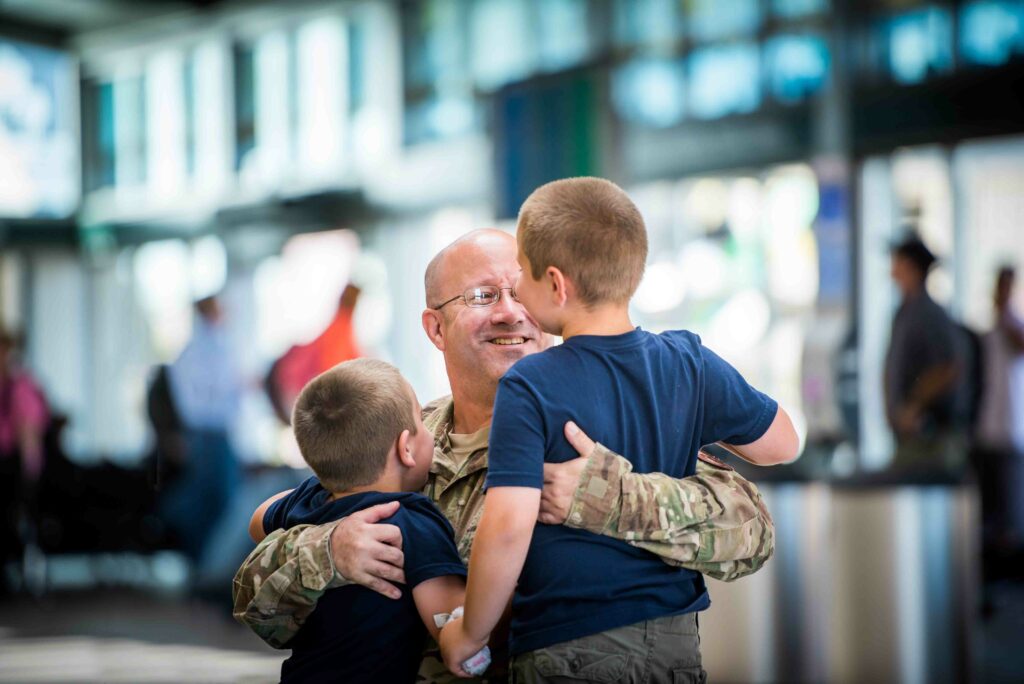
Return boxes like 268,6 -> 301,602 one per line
424,230 -> 549,397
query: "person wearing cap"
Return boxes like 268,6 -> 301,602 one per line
884,234 -> 968,471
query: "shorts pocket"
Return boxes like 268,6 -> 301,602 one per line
532,647 -> 630,682
672,666 -> 707,684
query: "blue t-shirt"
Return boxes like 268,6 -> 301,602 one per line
264,479 -> 466,683
486,328 -> 777,655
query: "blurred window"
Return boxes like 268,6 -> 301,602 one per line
233,42 -> 256,170
879,7 -> 953,84
84,80 -> 116,193
536,0 -> 593,71
0,39 -> 78,216
612,0 -> 683,50
348,18 -> 365,113
688,43 -> 761,119
959,0 -> 1024,67
115,75 -> 147,186
771,0 -> 829,19
765,33 -> 830,102
183,52 -> 197,178
470,0 -> 534,90
402,0 -> 476,145
611,57 -> 687,128
688,0 -> 762,43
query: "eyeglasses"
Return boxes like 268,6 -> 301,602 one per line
431,285 -> 519,310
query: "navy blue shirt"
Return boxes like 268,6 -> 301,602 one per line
264,479 -> 466,683
487,328 -> 777,654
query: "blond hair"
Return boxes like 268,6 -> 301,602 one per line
517,177 -> 647,306
292,359 -> 418,492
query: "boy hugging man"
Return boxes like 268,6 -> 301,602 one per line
250,359 -> 469,684
440,178 -> 799,683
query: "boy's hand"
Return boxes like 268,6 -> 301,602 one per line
439,617 -> 487,678
330,501 -> 405,599
539,421 -> 595,524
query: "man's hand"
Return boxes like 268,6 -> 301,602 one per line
330,501 -> 406,599
439,617 -> 487,678
539,421 -> 596,525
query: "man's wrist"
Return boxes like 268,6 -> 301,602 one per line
298,520 -> 348,590
566,442 -> 624,533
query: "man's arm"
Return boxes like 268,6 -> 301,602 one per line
545,423 -> 776,582
232,501 -> 406,648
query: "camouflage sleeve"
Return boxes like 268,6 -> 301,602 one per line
564,444 -> 774,582
232,521 -> 351,648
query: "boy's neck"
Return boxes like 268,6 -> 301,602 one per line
328,470 -> 406,500
559,303 -> 634,341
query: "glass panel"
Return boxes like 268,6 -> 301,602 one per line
348,18 -> 365,112
0,39 -> 77,216
959,0 -> 1024,67
233,42 -> 256,170
688,0 -> 761,43
880,7 -> 953,84
771,0 -> 829,19
114,75 -> 147,186
470,0 -> 533,90
536,0 -> 592,71
613,0 -> 682,49
184,52 -> 197,178
765,33 -> 830,102
612,57 -> 687,128
85,80 -> 117,192
688,43 -> 760,119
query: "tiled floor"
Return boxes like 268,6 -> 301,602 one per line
0,590 -> 285,683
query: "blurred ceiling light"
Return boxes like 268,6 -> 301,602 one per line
677,239 -> 727,299
727,177 -> 762,242
297,16 -> 347,178
634,261 -> 687,314
686,178 -> 729,230
706,289 -> 772,357
190,235 -> 228,300
765,164 -> 819,235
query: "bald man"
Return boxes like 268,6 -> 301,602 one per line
234,230 -> 776,682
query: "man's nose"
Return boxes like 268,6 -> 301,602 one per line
489,291 -> 524,325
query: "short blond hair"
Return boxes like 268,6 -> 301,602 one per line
517,177 -> 648,306
292,359 -> 418,492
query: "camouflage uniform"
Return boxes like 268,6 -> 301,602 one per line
233,396 -> 774,682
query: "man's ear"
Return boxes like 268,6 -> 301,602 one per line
396,429 -> 416,468
422,309 -> 446,352
547,266 -> 570,308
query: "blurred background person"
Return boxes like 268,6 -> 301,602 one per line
975,266 -> 1024,562
160,295 -> 242,563
265,283 -> 362,424
0,329 -> 48,594
884,234 -> 968,473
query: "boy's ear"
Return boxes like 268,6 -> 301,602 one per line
396,429 -> 416,468
422,309 -> 446,352
547,266 -> 570,308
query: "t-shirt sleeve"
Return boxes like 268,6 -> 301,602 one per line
700,345 -> 778,446
484,372 -> 547,490
263,476 -> 320,533
398,503 -> 467,589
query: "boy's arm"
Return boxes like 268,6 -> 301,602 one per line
249,490 -> 293,542
553,424 -> 777,582
412,575 -> 466,641
440,487 -> 540,675
719,405 -> 799,466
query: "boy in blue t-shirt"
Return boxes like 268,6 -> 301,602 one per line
440,177 -> 800,680
250,359 -> 468,683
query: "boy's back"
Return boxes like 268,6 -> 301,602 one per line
487,327 -> 777,655
264,479 -> 466,683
